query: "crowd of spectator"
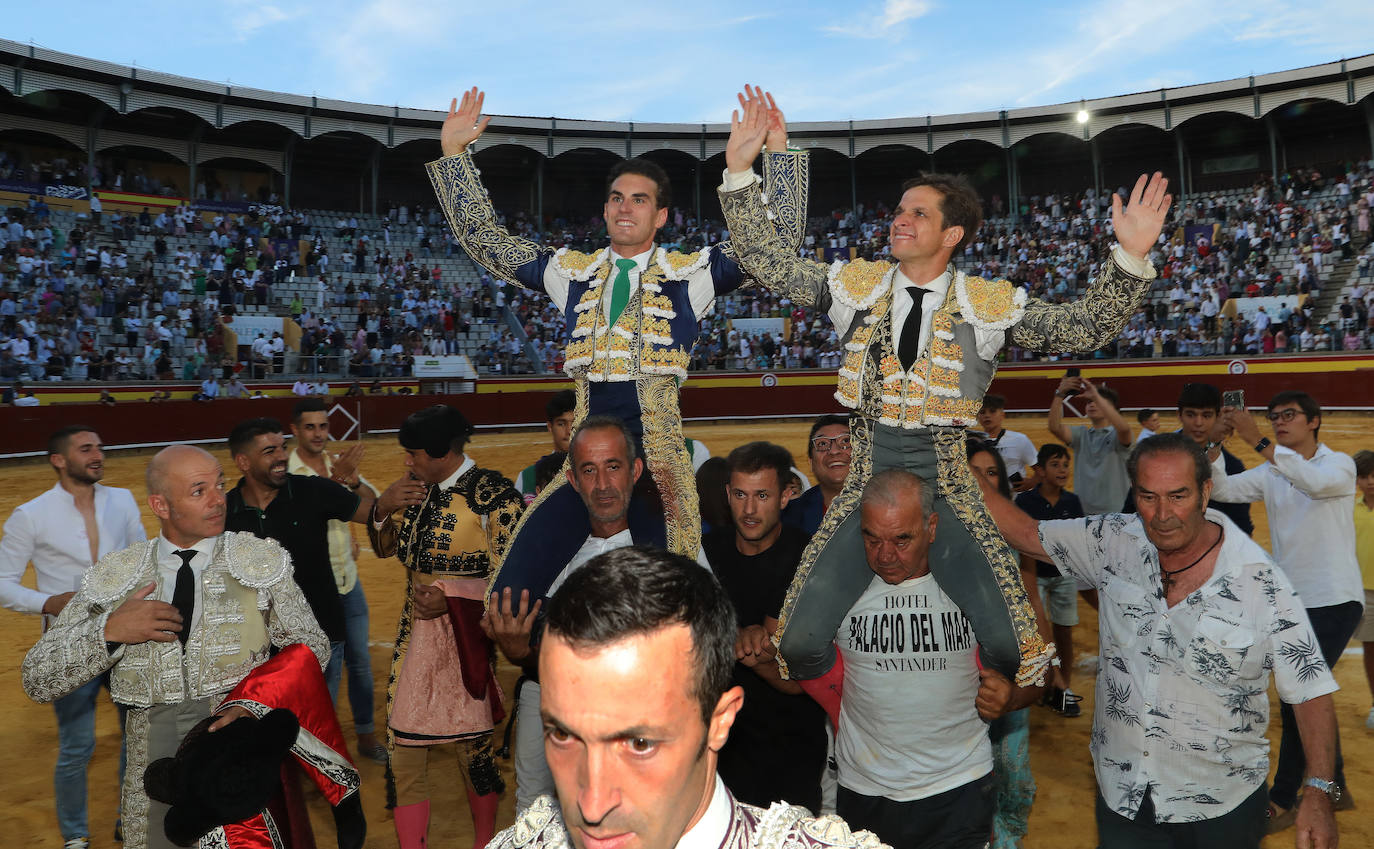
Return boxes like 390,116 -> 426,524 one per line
3,139 -> 1373,388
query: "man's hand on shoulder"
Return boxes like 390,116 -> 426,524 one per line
441,87 -> 492,157
104,583 -> 183,645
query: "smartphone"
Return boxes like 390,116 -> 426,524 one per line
1222,389 -> 1244,410
1063,367 -> 1081,398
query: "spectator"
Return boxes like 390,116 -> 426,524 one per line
1048,377 -> 1133,514
976,394 -> 1038,491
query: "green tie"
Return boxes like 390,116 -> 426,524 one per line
608,258 -> 637,326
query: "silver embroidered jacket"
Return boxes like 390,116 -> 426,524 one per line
22,532 -> 329,708
717,180 -> 1157,428
492,794 -> 890,849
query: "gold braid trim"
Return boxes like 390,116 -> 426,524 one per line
1010,252 -> 1155,353
773,417 -> 875,680
931,427 -> 1054,687
637,375 -> 699,558
484,382 -> 591,602
718,181 -> 831,308
425,152 -> 541,285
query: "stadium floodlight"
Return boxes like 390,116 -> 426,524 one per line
1075,100 -> 1089,124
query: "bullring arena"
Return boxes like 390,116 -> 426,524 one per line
3,36 -> 1374,849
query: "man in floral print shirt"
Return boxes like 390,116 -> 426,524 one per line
980,433 -> 1339,849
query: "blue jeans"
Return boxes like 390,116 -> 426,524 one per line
53,675 -> 127,840
324,581 -> 376,734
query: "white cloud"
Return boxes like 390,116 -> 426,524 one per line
227,1 -> 299,42
824,0 -> 933,39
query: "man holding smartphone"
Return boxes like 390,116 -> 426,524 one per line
1210,390 -> 1361,829
1048,376 -> 1133,515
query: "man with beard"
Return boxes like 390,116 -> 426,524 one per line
1,425 -> 144,849
783,415 -> 852,536
705,441 -> 826,811
483,415 -> 657,815
287,398 -> 386,762
223,418 -> 379,691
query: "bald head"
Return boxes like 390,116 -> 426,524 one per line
860,468 -> 934,519
146,445 -> 227,547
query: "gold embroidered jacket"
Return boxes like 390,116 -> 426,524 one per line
718,181 -> 1156,426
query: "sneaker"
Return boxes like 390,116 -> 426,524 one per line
1060,688 -> 1083,718
64,839 -> 90,849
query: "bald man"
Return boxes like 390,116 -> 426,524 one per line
23,445 -> 332,849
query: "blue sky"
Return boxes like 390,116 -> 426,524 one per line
9,0 -> 1371,123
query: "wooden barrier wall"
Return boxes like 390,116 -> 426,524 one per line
3,354 -> 1372,456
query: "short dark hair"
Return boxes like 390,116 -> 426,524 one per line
48,424 -> 96,457
725,441 -> 793,493
292,397 -> 328,423
544,545 -> 736,726
807,414 -> 850,458
981,394 -> 1006,412
1354,449 -> 1374,478
1096,385 -> 1121,409
534,450 -> 567,492
900,173 -> 983,253
1136,408 -> 1157,425
1128,432 -> 1209,494
1036,443 -> 1070,466
570,414 -> 636,464
228,418 -> 284,457
545,389 -> 576,422
1268,390 -> 1322,438
606,158 -> 671,210
1177,382 -> 1222,412
695,457 -> 733,531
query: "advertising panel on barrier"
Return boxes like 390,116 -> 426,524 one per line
413,355 -> 478,378
223,315 -> 285,342
730,318 -> 786,337
0,178 -> 89,201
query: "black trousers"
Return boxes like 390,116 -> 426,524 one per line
1270,600 -> 1362,808
1095,783 -> 1267,849
836,773 -> 994,849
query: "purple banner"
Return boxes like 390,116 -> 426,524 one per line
0,178 -> 89,201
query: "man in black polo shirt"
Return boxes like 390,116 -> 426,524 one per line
224,417 -> 384,696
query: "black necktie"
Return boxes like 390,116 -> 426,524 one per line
171,549 -> 196,647
897,286 -> 927,371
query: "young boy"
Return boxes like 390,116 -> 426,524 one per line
1135,408 -> 1160,442
1354,449 -> 1374,730
1014,443 -> 1086,717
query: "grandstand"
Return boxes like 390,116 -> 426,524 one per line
1,40 -> 1372,387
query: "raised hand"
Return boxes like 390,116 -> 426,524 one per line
1112,172 -> 1172,261
377,474 -> 427,516
725,84 -> 771,175
104,582 -> 183,645
331,442 -> 365,487
761,89 -> 789,153
441,87 -> 492,157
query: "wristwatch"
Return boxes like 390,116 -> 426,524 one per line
1254,437 -> 1271,454
1303,777 -> 1342,804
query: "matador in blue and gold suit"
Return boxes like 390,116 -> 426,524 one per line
426,149 -> 809,598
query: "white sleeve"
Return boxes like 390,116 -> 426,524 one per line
1269,446 -> 1356,501
1036,516 -> 1105,587
121,491 -> 148,546
540,265 -> 571,313
1208,452 -> 1266,504
687,263 -> 718,319
0,508 -> 46,614
720,170 -> 761,192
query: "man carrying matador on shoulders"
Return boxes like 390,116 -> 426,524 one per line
717,94 -> 1172,689
427,87 -> 809,602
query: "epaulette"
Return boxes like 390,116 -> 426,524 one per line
752,801 -> 888,849
828,259 -> 896,312
550,247 -> 608,282
83,540 -> 157,606
463,467 -> 523,515
654,247 -> 712,280
224,532 -> 293,588
952,271 -> 1027,331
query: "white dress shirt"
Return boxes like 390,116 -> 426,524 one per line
1209,443 -> 1362,609
676,774 -> 731,849
153,534 -> 220,635
0,482 -> 145,619
547,529 -> 634,597
540,245 -> 718,322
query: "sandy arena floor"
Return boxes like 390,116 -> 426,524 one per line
1,412 -> 1370,848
